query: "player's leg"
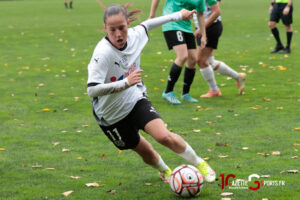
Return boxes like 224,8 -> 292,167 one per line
144,118 -> 216,183
208,54 -> 246,95
162,31 -> 190,105
69,0 -> 73,9
132,135 -> 171,182
280,5 -> 293,54
197,47 -> 221,98
181,32 -> 198,103
269,4 -> 284,53
64,0 -> 68,8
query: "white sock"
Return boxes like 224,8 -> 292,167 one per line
178,143 -> 204,166
213,59 -> 239,80
200,66 -> 218,91
152,155 -> 169,172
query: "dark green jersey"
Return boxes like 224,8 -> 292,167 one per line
162,0 -> 205,33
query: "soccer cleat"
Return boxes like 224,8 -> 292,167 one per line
270,44 -> 284,53
159,168 -> 172,183
279,48 -> 291,54
181,93 -> 198,103
237,73 -> 246,95
162,91 -> 181,105
200,89 -> 222,98
196,161 -> 216,183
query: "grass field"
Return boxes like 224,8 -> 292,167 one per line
0,0 -> 300,199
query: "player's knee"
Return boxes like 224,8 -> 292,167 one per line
268,22 -> 276,29
156,133 -> 173,146
177,53 -> 188,64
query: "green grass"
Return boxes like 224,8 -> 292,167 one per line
0,0 -> 299,199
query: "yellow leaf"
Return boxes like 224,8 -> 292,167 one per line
62,148 -> 70,152
52,142 -> 60,146
272,151 -> 280,155
43,108 -> 50,112
102,154 -> 106,159
45,168 -> 55,170
154,87 -> 159,91
278,65 -> 286,71
144,183 -> 152,186
220,192 -> 233,196
192,117 -> 200,120
203,157 -> 210,161
74,97 -> 79,101
160,79 -> 165,82
0,148 -> 5,151
193,129 -> 201,133
62,190 -> 73,197
294,127 -> 300,131
118,150 -> 122,154
77,156 -> 82,160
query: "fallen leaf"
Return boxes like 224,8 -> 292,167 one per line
52,142 -> 60,146
82,125 -> 89,128
218,155 -> 229,158
43,108 -> 50,112
216,142 -> 228,146
62,148 -> 70,152
193,129 -> 201,133
144,183 -> 152,186
160,79 -> 165,82
107,190 -> 117,194
276,106 -> 283,110
278,65 -> 286,71
216,132 -> 221,135
251,105 -> 260,110
203,157 -> 210,161
242,147 -> 248,150
102,154 -> 106,159
70,176 -> 80,179
86,182 -> 99,187
294,127 -> 300,131
0,148 -> 5,151
221,192 -> 233,196
291,156 -> 298,159
222,198 -> 231,200
62,190 -> 73,197
216,115 -> 222,118
287,170 -> 298,174
261,175 -> 271,178
192,117 -> 200,120
156,51 -> 162,55
74,97 -> 79,101
32,164 -> 42,168
45,168 -> 55,170
154,87 -> 159,91
272,151 -> 280,155
293,143 -> 300,146
77,156 -> 83,160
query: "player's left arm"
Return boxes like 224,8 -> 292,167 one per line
205,3 -> 221,28
283,0 -> 293,15
141,9 -> 196,31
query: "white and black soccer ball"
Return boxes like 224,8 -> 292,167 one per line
169,164 -> 204,198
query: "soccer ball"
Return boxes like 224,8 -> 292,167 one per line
169,164 -> 204,198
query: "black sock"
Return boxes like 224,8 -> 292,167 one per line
271,27 -> 283,46
64,2 -> 68,8
165,63 -> 182,93
286,32 -> 293,49
183,67 -> 196,95
70,2 -> 73,8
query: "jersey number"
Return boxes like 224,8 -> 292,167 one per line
107,128 -> 125,147
176,31 -> 184,42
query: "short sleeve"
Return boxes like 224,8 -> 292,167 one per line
207,0 -> 218,6
196,0 -> 206,12
87,54 -> 109,85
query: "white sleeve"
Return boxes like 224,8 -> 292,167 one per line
193,13 -> 199,29
141,11 -> 182,31
87,78 -> 130,97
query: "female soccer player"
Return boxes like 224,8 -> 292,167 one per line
194,0 -> 246,97
149,0 -> 207,105
87,4 -> 216,183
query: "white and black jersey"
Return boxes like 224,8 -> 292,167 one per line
87,11 -> 183,126
87,25 -> 148,126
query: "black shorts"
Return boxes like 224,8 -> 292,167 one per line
197,21 -> 223,49
163,30 -> 196,50
270,3 -> 293,25
99,98 -> 161,150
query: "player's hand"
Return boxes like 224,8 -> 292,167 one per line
283,6 -> 290,15
127,69 -> 143,86
200,36 -> 207,49
193,28 -> 202,38
180,9 -> 197,20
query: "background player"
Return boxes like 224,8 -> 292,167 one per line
269,0 -> 293,54
149,0 -> 207,105
194,0 -> 246,97
64,0 -> 73,9
87,4 -> 216,183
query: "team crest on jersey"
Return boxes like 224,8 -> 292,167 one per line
120,55 -> 128,66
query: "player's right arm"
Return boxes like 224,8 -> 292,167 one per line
87,56 -> 142,98
149,0 -> 160,18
